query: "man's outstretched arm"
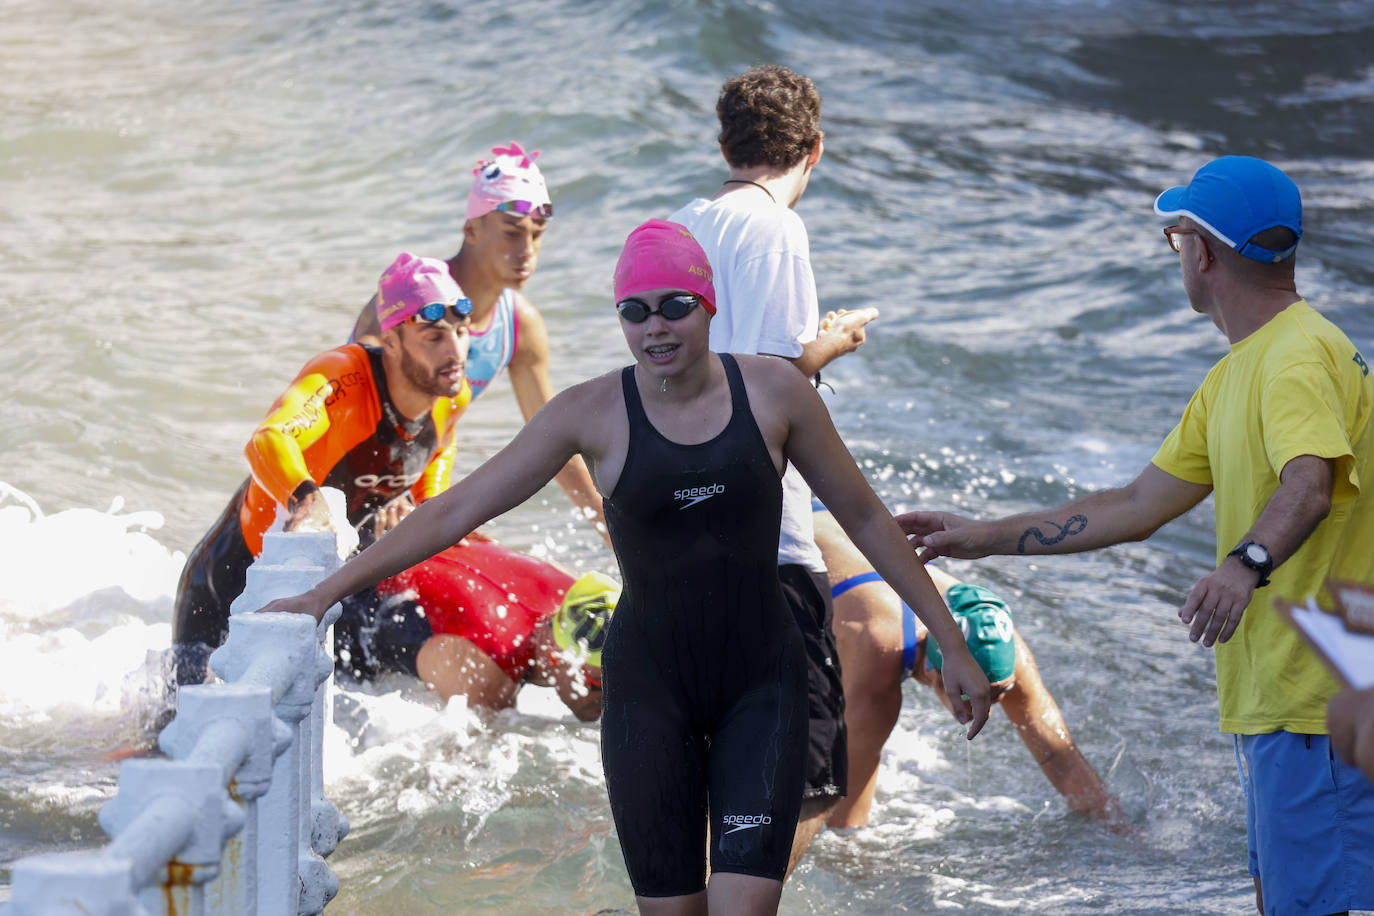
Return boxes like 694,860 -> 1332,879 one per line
898,463 -> 1212,560
786,308 -> 879,378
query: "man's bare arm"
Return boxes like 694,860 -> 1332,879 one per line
996,632 -> 1127,829
1179,454 -> 1333,645
900,463 -> 1212,560
783,308 -> 879,378
1328,686 -> 1374,784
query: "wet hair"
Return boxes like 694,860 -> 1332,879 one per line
716,65 -> 822,170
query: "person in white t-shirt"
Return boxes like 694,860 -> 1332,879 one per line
670,65 -> 880,874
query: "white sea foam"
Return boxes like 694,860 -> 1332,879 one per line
0,484 -> 183,623
0,484 -> 181,723
0,482 -> 606,861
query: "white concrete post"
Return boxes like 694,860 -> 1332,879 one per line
7,853 -> 150,916
159,683 -> 288,915
217,531 -> 342,916
309,609 -> 350,865
0,529 -> 349,916
99,758 -> 246,914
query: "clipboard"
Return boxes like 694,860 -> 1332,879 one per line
1276,579 -> 1374,690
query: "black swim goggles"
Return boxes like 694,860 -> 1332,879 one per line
616,294 -> 700,323
406,299 -> 474,324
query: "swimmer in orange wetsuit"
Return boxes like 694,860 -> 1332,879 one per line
173,252 -> 472,686
174,251 -> 604,721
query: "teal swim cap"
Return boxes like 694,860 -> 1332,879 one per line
926,584 -> 1015,684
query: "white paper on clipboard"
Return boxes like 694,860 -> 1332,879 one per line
1281,598 -> 1374,689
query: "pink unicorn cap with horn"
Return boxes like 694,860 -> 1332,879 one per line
465,140 -> 553,221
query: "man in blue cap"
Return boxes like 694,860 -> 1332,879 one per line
900,155 -> 1374,915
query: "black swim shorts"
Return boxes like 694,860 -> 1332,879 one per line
777,563 -> 847,799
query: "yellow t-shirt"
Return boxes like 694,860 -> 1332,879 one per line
1152,300 -> 1374,735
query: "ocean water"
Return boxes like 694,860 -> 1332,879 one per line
2,0 -> 1373,912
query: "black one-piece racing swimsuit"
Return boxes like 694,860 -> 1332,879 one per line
600,353 -> 808,896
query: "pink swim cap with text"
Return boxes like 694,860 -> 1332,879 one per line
376,253 -> 466,332
612,219 -> 716,314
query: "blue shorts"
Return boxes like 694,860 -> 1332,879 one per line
1237,731 -> 1374,916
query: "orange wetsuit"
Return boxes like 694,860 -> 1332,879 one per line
172,344 -> 469,683
239,344 -> 468,554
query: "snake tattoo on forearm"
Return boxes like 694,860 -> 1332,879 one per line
1016,514 -> 1088,554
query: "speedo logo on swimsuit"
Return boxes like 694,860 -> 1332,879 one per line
674,483 -> 725,509
722,813 -> 772,835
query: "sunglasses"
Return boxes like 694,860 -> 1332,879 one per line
1163,224 -> 1199,253
406,299 -> 474,324
616,294 -> 700,323
494,200 -> 554,219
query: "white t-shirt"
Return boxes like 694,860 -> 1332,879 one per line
671,192 -> 826,573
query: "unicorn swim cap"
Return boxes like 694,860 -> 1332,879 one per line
465,140 -> 553,221
612,219 -> 716,314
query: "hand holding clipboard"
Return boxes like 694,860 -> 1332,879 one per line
1279,579 -> 1374,783
1277,579 -> 1374,689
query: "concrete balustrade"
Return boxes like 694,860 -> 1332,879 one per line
4,531 -> 351,916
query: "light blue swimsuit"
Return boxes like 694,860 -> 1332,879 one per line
464,288 -> 518,400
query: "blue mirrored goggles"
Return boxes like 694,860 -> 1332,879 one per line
616,294 -> 699,323
493,200 -> 554,219
406,299 -> 474,325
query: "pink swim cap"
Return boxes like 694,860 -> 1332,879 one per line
376,252 -> 467,332
612,219 -> 716,315
465,141 -> 553,221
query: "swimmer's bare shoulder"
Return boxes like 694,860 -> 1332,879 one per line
730,353 -> 822,453
538,369 -> 628,469
731,351 -> 812,392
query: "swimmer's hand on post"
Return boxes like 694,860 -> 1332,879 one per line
372,495 -> 414,539
284,487 -> 334,534
258,587 -> 332,624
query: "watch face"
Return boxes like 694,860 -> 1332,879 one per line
1244,543 -> 1269,564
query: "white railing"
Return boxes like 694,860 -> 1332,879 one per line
4,532 -> 350,916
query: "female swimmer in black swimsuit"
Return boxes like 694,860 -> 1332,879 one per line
262,219 -> 991,916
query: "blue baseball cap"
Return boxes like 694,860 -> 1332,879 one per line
1153,156 -> 1302,263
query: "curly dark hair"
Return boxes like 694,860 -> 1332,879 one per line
716,65 -> 822,170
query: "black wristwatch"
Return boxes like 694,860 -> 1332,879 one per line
1228,540 -> 1273,588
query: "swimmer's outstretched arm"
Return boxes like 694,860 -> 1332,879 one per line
748,356 -> 991,739
996,632 -> 1127,829
257,376 -> 615,623
246,351 -> 365,504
